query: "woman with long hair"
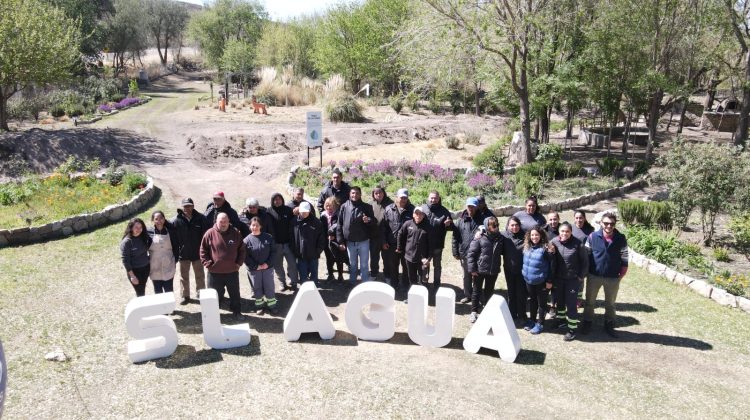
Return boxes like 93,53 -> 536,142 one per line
120,218 -> 152,297
521,226 -> 555,334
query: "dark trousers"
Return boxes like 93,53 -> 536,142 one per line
129,265 -> 150,297
526,282 -> 549,323
555,278 -> 582,333
471,274 -> 498,313
461,258 -> 472,299
505,272 -> 527,320
370,237 -> 382,275
405,260 -> 426,286
323,246 -> 344,277
153,278 -> 174,294
297,258 -> 320,284
208,271 -> 241,313
383,247 -> 406,287
431,248 -> 443,287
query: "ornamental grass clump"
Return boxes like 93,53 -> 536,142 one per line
325,95 -> 364,123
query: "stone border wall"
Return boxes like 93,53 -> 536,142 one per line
286,166 -> 647,216
0,177 -> 158,248
629,249 -> 750,314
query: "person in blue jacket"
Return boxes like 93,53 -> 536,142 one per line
522,226 -> 555,334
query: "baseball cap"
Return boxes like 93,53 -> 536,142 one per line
299,201 -> 311,213
466,197 -> 479,207
213,191 -> 225,199
245,197 -> 259,207
414,204 -> 429,215
181,198 -> 194,206
397,188 -> 409,198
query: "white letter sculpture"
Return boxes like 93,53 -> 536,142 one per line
200,288 -> 251,349
463,294 -> 521,362
345,282 -> 395,341
407,285 -> 455,348
283,281 -> 336,341
124,292 -> 178,363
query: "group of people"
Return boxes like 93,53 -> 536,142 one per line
119,170 -> 628,341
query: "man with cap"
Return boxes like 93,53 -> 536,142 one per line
200,213 -> 246,317
336,186 -> 376,285
381,188 -> 414,289
205,191 -> 249,238
171,198 -> 208,304
425,191 -> 453,290
317,168 -> 351,213
452,197 -> 486,303
476,195 -> 495,219
239,197 -> 275,237
396,204 -> 433,302
291,201 -> 326,286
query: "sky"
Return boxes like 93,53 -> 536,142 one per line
181,0 -> 342,21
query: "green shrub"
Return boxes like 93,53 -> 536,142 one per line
633,160 -> 650,176
104,160 -> 124,186
428,97 -> 442,114
473,134 -> 510,174
681,242 -> 702,257
464,132 -> 481,146
536,143 -> 563,161
565,161 -> 584,178
729,215 -> 750,257
596,157 -> 626,176
122,172 -> 148,193
7,99 -> 32,122
111,93 -> 127,103
445,135 -> 460,150
405,91 -> 419,111
624,226 -> 683,265
713,247 -> 731,262
128,79 -> 139,97
82,75 -> 122,103
64,103 -> 86,117
617,199 -> 672,228
389,96 -> 403,114
516,160 -> 567,180
325,95 -> 364,123
0,181 -> 37,205
50,105 -> 66,118
713,273 -> 750,297
687,254 -> 714,276
514,172 -> 542,198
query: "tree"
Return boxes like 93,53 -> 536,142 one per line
0,0 -> 80,131
255,19 -> 318,78
104,0 -> 149,73
188,0 -> 266,69
728,0 -> 750,148
144,0 -> 189,66
45,0 -> 113,60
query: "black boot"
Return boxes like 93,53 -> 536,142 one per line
579,320 -> 592,335
604,321 -> 618,338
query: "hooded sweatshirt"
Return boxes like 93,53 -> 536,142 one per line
268,192 -> 294,244
467,219 -> 504,275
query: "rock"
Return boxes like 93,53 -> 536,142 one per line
646,190 -> 670,202
663,267 -> 678,282
738,297 -> 750,314
506,132 -> 529,166
583,166 -> 600,176
0,234 -> 7,247
62,226 -> 74,236
673,273 -> 692,285
647,261 -> 667,276
688,279 -> 712,298
73,219 -> 88,232
45,349 -> 68,362
710,288 -> 737,307
622,166 -> 635,179
107,206 -> 123,221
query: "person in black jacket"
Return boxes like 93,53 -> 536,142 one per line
119,218 -> 152,297
292,202 -> 326,286
171,198 -> 208,304
321,196 -> 346,282
452,197 -> 484,303
287,187 -> 317,217
543,211 -> 561,240
268,192 -> 299,291
467,216 -> 503,323
317,168 -> 351,213
396,205 -> 432,301
205,191 -> 250,238
239,197 -> 275,237
336,186 -> 375,285
381,188 -> 414,288
502,216 -> 527,322
572,209 -> 595,306
551,222 -> 589,341
426,191 -> 453,289
369,187 -> 393,280
476,195 -> 495,219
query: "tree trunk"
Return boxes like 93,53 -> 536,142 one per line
704,68 -> 719,111
622,111 -> 631,155
565,106 -> 574,139
607,118 -> 613,157
518,91 -> 533,164
677,98 -> 688,134
0,92 -> 9,131
646,89 -> 663,162
735,48 -> 750,149
540,106 -> 550,144
474,81 -> 480,116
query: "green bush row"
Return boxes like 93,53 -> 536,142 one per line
473,134 -> 511,175
617,199 -> 672,229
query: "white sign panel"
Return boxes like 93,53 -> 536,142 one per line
306,111 -> 323,148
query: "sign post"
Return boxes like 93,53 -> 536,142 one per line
306,111 -> 323,167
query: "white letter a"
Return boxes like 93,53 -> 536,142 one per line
463,295 -> 521,362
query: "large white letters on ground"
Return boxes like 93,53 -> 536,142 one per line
462,294 -> 521,362
345,282 -> 395,341
124,292 -> 178,363
407,285 -> 456,348
283,282 -> 336,341
200,288 -> 251,349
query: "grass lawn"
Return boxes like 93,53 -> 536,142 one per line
1,198 -> 749,418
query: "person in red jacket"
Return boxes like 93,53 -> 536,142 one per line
200,213 -> 246,317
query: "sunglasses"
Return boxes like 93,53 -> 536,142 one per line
601,222 -> 615,226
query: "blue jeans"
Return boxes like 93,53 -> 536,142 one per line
297,258 -> 319,285
347,240 -> 370,283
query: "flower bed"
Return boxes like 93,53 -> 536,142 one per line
96,96 -> 150,115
